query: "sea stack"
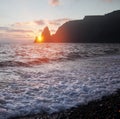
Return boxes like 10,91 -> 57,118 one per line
42,27 -> 50,40
34,26 -> 52,43
41,26 -> 52,42
34,36 -> 39,43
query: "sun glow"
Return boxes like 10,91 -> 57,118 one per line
34,35 -> 44,43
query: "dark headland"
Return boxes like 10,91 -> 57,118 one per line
38,10 -> 120,43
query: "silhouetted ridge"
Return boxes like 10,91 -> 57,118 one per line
105,10 -> 120,17
52,10 -> 120,43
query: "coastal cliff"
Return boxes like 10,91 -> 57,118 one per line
52,10 -> 120,43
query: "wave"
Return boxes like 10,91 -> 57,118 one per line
0,47 -> 119,68
0,61 -> 28,67
0,55 -> 120,119
0,58 -> 51,67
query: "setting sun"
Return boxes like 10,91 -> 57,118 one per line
34,35 -> 44,43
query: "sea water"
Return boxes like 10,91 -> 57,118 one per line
0,43 -> 120,119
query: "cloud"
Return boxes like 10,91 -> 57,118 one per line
48,18 -> 70,26
33,18 -> 70,26
0,17 -> 71,41
12,21 -> 37,27
12,18 -> 70,29
0,26 -> 33,40
34,20 -> 45,25
0,27 -> 9,31
49,0 -> 60,6
0,26 -> 33,33
7,29 -> 33,33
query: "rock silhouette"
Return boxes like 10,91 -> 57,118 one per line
41,26 -> 52,42
52,10 -> 120,43
34,36 -> 39,43
34,10 -> 120,43
34,26 -> 52,43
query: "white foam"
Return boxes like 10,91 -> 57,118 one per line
0,55 -> 120,118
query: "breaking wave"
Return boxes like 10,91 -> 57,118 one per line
0,43 -> 120,119
0,58 -> 50,67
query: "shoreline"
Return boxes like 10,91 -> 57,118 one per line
11,89 -> 120,119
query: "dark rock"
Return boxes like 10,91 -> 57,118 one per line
41,26 -> 52,42
52,10 -> 120,43
34,36 -> 39,43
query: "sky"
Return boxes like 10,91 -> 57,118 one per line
0,0 -> 120,42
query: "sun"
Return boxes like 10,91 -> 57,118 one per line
34,35 -> 44,43
38,36 -> 44,42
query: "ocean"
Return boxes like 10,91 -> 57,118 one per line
0,43 -> 120,119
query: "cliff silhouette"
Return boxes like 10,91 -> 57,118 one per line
52,10 -> 120,43
35,10 -> 120,43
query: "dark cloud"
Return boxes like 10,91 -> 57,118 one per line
49,0 -> 60,6
0,27 -> 9,31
